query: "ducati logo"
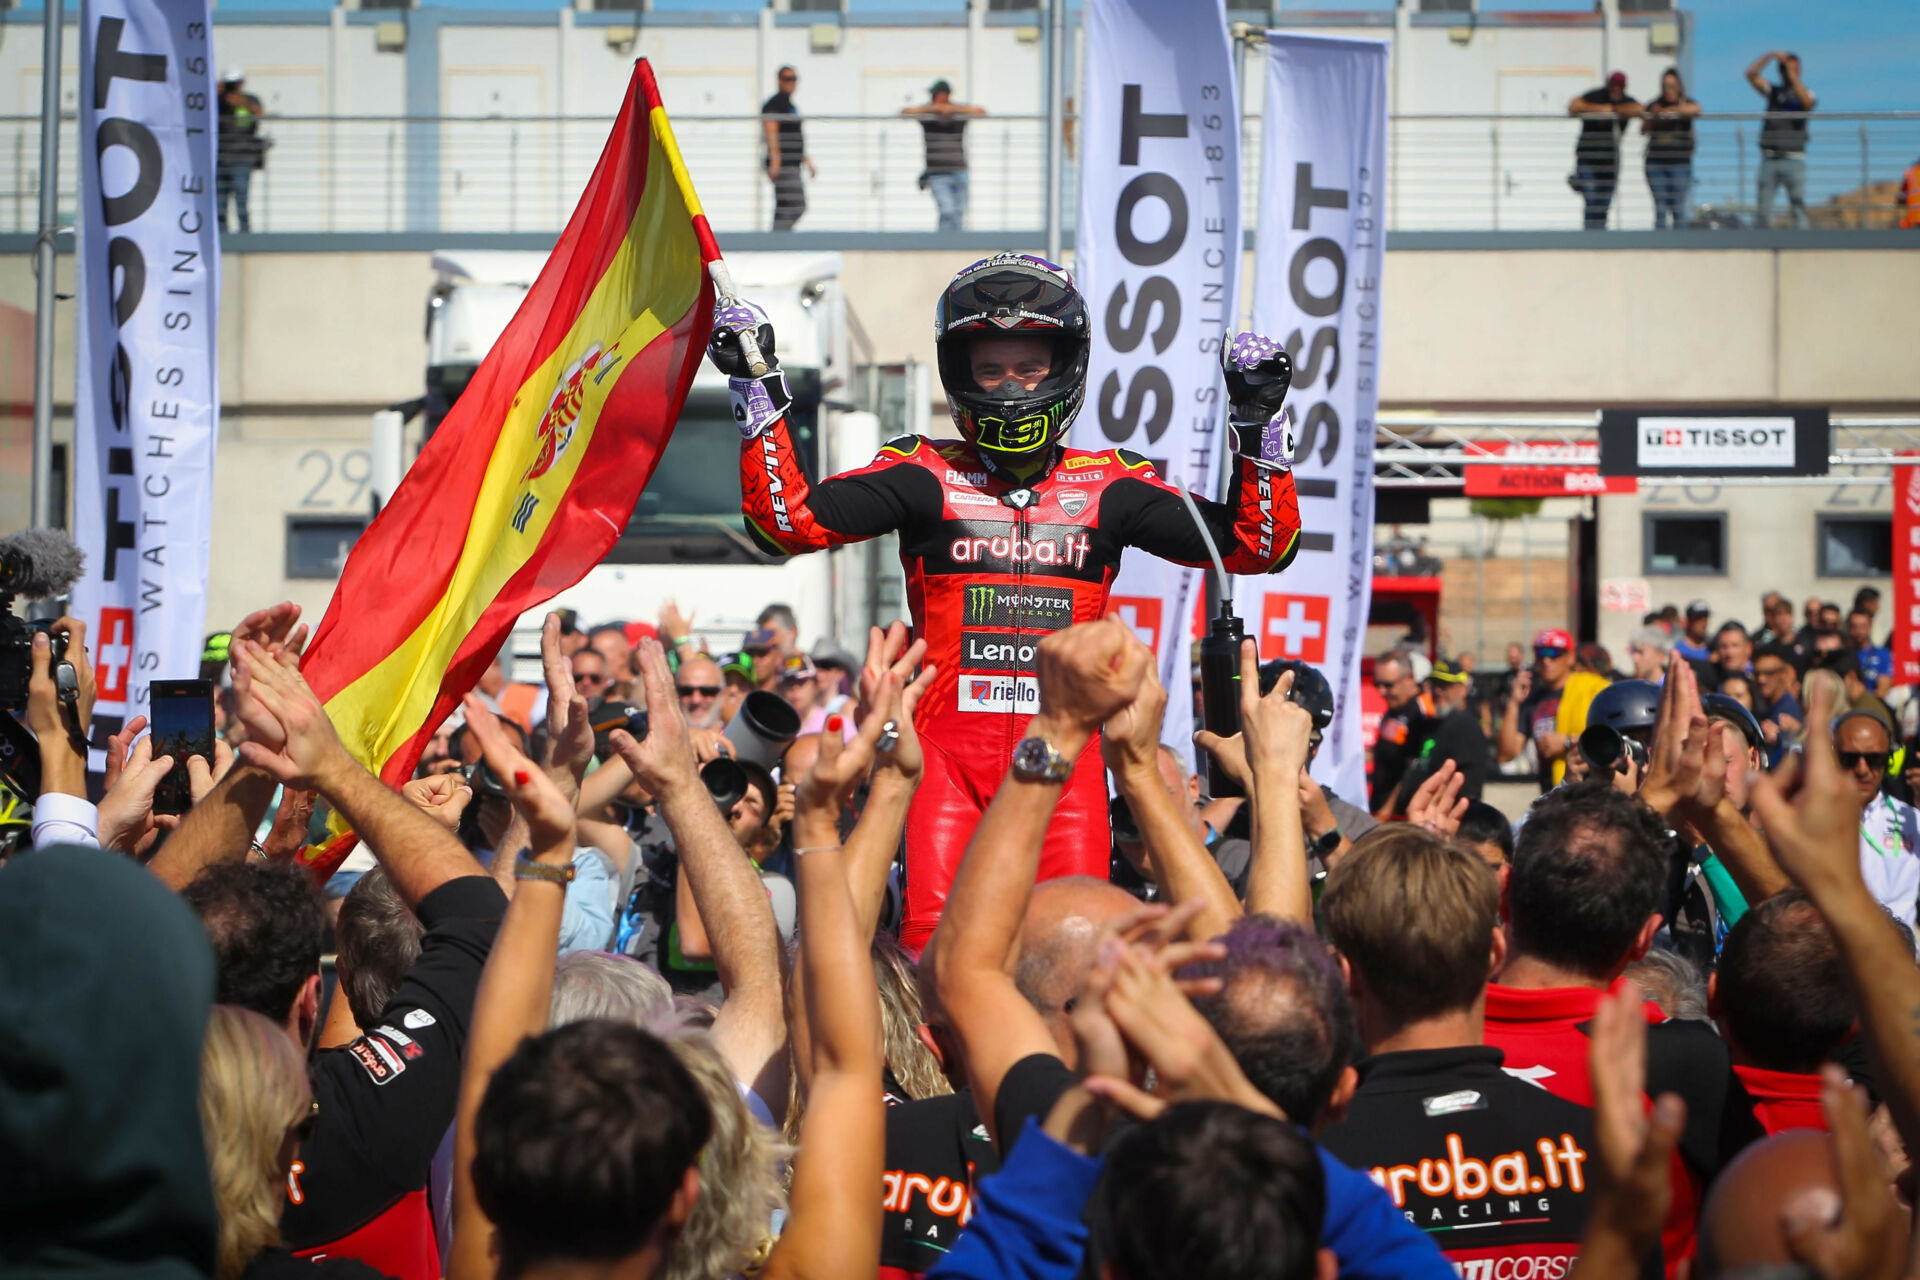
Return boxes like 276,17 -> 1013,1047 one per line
1056,488 -> 1088,518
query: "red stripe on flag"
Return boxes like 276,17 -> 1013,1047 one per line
302,67 -> 656,706
373,296 -> 711,787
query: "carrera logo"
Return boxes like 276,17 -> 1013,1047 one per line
1260,594 -> 1330,664
948,490 -> 999,507
761,436 -> 793,533
960,629 -> 1039,673
949,531 -> 1091,571
1056,487 -> 1088,519
961,583 -> 1074,630
946,468 -> 991,487
957,674 -> 1040,713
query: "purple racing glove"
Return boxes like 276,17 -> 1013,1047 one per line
1221,331 -> 1296,468
708,297 -> 791,440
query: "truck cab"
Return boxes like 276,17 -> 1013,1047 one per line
423,250 -> 905,670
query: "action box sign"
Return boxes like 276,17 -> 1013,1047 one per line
1598,408 -> 1829,478
1462,441 -> 1635,498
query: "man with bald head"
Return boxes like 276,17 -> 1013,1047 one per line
674,653 -> 725,730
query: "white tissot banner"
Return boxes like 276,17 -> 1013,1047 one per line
73,0 -> 220,761
1234,33 -> 1388,807
1071,0 -> 1240,755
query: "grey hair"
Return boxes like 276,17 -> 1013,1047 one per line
1629,626 -> 1674,655
1624,946 -> 1708,1022
548,951 -> 677,1035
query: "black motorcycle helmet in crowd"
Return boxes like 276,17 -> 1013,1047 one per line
1258,658 -> 1335,761
934,253 -> 1090,473
1703,692 -> 1765,754
1586,679 -> 1662,738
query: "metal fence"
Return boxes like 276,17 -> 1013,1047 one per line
4,109 -> 1917,238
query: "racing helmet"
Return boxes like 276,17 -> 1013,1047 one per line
934,254 -> 1090,465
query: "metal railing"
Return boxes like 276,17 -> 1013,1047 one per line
4,109 -> 1916,238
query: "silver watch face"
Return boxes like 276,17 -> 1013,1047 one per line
1013,737 -> 1064,779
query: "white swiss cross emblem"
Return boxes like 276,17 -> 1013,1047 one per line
1260,594 -> 1329,664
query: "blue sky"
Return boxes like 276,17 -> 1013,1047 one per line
669,0 -> 1913,113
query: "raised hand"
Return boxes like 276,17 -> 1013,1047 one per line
232,639 -> 355,792
462,693 -> 575,858
260,789 -> 318,861
230,600 -> 308,661
101,715 -> 149,795
657,598 -> 695,646
798,674 -> 899,822
708,298 -> 789,439
402,771 -> 476,833
1748,678 -> 1866,900
539,612 -> 593,790
1221,332 -> 1295,467
857,622 -> 935,782
609,638 -> 700,800
1035,617 -> 1149,738
1405,759 -> 1470,836
1237,641 -> 1314,786
1586,987 -> 1686,1260
96,733 -> 177,853
1100,641 -> 1168,786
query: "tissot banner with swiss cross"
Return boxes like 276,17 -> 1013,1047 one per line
1233,33 -> 1389,805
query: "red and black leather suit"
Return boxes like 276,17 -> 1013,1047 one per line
742,418 -> 1302,950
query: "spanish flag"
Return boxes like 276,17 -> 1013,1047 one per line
297,61 -> 715,870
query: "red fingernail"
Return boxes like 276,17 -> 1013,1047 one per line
512,769 -> 531,786
825,715 -> 843,733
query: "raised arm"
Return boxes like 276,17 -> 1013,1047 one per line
926,618 -> 1148,1145
845,623 -> 934,935
612,638 -> 786,1098
1782,59 -> 1815,108
446,697 -> 579,1280
150,602 -> 308,888
710,299 -> 934,557
1101,642 -> 1242,942
1497,668 -> 1534,764
1746,52 -> 1776,96
761,687 -> 893,1280
230,639 -> 476,908
1749,680 -> 1920,1155
1236,646 -> 1316,923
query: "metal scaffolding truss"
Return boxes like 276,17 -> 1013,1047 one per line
1371,414 -> 1920,488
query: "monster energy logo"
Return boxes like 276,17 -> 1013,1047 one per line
957,583 -> 1075,630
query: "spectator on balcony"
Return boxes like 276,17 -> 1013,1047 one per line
1901,155 -> 1920,229
1747,51 -> 1816,229
902,81 -> 987,233
217,69 -> 267,234
1568,72 -> 1641,230
1641,67 -> 1700,230
762,66 -> 814,232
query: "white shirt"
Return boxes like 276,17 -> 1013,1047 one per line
1859,792 -> 1920,932
31,792 -> 101,850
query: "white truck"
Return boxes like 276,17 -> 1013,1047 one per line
422,249 -> 919,669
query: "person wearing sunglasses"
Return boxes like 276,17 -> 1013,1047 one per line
674,653 -> 726,730
1497,629 -> 1578,792
1834,709 -> 1918,932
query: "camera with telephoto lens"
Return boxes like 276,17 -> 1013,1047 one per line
701,757 -> 748,811
587,699 -> 649,760
1578,723 -> 1648,776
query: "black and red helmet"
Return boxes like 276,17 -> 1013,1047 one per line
933,254 -> 1090,465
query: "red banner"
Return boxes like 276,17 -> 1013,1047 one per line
1895,457 -> 1920,685
1463,441 -> 1637,498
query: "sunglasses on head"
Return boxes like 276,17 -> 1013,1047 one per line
1838,750 -> 1889,772
677,684 -> 721,698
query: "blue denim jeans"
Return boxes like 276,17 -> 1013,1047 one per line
217,163 -> 253,232
1575,161 -> 1617,230
1645,160 -> 1692,229
1757,152 -> 1807,228
929,170 -> 969,232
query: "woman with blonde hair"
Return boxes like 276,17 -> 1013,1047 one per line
199,1005 -> 383,1280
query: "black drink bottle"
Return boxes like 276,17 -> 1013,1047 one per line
1199,607 -> 1246,797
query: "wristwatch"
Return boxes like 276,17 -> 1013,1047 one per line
1010,736 -> 1074,783
515,856 -> 576,885
1308,827 -> 1344,860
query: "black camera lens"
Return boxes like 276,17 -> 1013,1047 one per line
1578,723 -> 1648,777
701,757 -> 748,811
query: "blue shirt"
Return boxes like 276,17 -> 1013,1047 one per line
1860,644 -> 1894,683
1674,638 -> 1711,663
928,1117 -> 1453,1280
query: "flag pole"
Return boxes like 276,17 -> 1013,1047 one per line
30,0 -> 63,530
1044,0 -> 1065,265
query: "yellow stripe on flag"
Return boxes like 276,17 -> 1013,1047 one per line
321,120 -> 703,770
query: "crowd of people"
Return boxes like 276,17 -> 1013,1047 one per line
4,565 -> 1917,1280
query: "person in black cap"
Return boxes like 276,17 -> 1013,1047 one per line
901,79 -> 986,231
1674,599 -> 1713,664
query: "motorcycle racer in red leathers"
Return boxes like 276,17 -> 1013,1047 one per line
712,253 -> 1303,950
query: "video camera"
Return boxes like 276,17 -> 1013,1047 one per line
1577,723 -> 1649,777
0,529 -> 86,795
